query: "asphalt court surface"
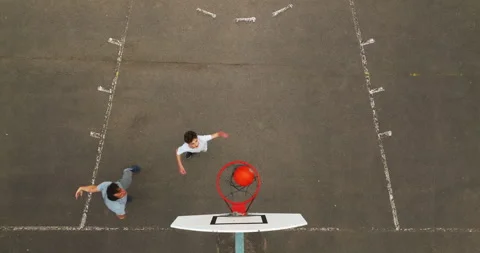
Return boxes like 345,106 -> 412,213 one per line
354,0 -> 480,228
85,63 -> 392,228
0,59 -> 116,225
1,0 -> 480,253
0,0 -> 127,59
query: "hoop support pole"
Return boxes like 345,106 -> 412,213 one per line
235,232 -> 244,253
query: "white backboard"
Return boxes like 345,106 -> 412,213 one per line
170,213 -> 307,233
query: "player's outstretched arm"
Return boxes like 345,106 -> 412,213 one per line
176,148 -> 187,175
211,131 -> 229,139
75,185 -> 100,199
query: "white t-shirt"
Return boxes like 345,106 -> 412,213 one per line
176,135 -> 213,155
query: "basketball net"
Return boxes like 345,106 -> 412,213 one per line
216,161 -> 261,216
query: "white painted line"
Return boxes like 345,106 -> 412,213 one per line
379,131 -> 392,138
0,226 -> 80,232
89,131 -> 102,139
272,4 -> 293,17
0,226 -> 171,232
291,227 -> 346,232
348,0 -> 400,230
401,227 -> 480,233
97,86 -> 112,94
196,8 -> 216,18
108,38 -> 122,46
2,226 -> 480,233
369,87 -> 384,94
235,17 -> 256,23
79,0 -> 135,229
361,38 -> 375,46
294,227 -> 480,233
81,226 -> 171,231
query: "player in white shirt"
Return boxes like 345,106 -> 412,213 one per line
175,130 -> 229,175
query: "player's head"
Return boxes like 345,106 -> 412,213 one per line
184,131 -> 199,148
106,183 -> 127,201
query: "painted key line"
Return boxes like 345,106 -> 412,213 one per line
347,0 -> 399,230
81,0 -> 135,229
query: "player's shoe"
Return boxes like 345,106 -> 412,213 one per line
129,165 -> 141,174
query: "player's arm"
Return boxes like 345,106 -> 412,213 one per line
176,148 -> 187,175
75,185 -> 100,199
117,214 -> 126,219
210,131 -> 229,140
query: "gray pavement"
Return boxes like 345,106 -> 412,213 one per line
1,0 -> 479,252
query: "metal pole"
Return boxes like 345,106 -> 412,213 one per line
235,232 -> 244,253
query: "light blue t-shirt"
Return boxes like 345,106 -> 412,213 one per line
97,181 -> 127,215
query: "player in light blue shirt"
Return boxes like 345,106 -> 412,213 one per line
75,166 -> 141,219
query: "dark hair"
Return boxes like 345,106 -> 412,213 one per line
184,131 -> 197,143
106,183 -> 121,201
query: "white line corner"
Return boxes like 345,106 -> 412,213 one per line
369,87 -> 385,94
108,38 -> 123,46
97,86 -> 112,94
89,131 -> 102,139
361,38 -> 375,46
379,131 -> 392,138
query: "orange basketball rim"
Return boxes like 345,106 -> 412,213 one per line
216,160 -> 261,215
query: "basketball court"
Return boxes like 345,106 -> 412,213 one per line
1,0 -> 479,252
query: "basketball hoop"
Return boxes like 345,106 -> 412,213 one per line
216,160 -> 261,216
172,160 -> 306,237
172,160 -> 306,236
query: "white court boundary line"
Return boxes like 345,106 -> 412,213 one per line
79,0 -> 135,228
347,0 -> 400,230
2,226 -> 480,233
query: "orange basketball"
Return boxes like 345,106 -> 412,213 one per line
233,166 -> 255,186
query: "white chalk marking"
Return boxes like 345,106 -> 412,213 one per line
369,87 -> 384,94
348,0 -> 400,230
0,226 -> 80,232
0,226 -> 171,232
196,8 -> 216,18
108,38 -> 122,46
97,86 -> 112,94
360,38 -> 375,46
89,131 -> 102,139
79,0 -> 134,229
294,227 -> 480,233
272,4 -> 293,17
2,226 -> 480,233
235,17 -> 256,23
292,227 -> 345,232
379,131 -> 392,138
